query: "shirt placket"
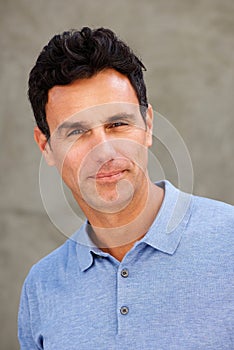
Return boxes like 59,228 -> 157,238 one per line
116,261 -> 132,336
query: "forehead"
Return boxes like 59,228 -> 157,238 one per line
45,69 -> 139,131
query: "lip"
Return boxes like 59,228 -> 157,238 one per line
91,170 -> 126,183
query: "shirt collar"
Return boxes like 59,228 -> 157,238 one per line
72,224 -> 108,272
73,180 -> 193,271
141,180 -> 193,254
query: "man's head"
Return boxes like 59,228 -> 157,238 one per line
31,27 -> 153,218
28,26 -> 148,140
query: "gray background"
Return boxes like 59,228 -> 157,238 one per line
0,0 -> 233,348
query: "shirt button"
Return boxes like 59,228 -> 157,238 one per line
121,268 -> 129,278
120,306 -> 129,315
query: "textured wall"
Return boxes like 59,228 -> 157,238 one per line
0,0 -> 233,348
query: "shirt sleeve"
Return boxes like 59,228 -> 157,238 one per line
18,280 -> 42,350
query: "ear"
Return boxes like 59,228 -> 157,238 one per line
34,127 -> 55,166
145,104 -> 154,147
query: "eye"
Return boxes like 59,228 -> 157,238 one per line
107,121 -> 129,129
67,129 -> 86,137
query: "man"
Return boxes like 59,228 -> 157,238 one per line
18,27 -> 233,349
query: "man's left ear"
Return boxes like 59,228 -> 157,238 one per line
145,104 -> 153,147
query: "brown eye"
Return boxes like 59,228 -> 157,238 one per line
108,122 -> 128,129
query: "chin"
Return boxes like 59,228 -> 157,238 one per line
85,190 -> 134,214
78,177 -> 135,213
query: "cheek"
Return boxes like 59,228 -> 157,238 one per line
53,146 -> 83,182
119,136 -> 148,162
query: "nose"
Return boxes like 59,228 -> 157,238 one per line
89,126 -> 118,164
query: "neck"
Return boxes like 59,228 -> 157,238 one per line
78,181 -> 164,261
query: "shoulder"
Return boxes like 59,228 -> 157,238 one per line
186,194 -> 234,253
191,194 -> 234,228
24,238 -> 77,287
173,193 -> 234,272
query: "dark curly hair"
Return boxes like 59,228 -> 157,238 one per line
28,27 -> 148,139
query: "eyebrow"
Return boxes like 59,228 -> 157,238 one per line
105,113 -> 137,124
57,120 -> 89,134
56,113 -> 137,134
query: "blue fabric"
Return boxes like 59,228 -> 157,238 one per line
18,180 -> 234,349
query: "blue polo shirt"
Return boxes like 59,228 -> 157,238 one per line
18,180 -> 234,350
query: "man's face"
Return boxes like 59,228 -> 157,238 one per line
35,69 -> 153,214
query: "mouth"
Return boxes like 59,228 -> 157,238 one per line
91,170 -> 127,183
